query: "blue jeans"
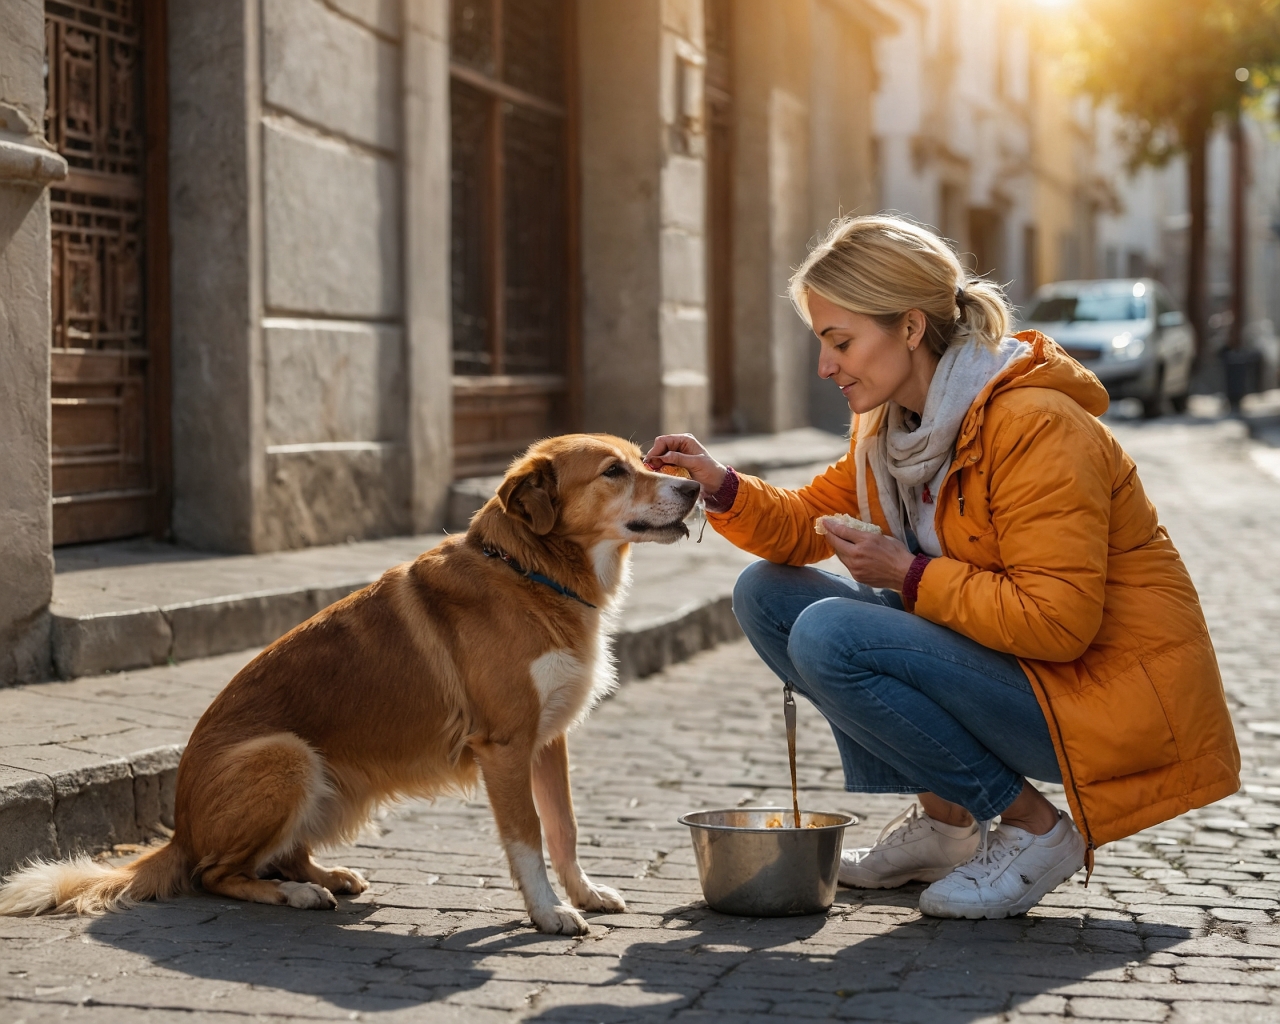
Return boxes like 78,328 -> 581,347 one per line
732,560 -> 1062,820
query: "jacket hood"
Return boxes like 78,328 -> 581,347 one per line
996,330 -> 1110,416
952,330 -> 1109,453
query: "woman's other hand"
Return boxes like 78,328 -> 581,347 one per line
645,434 -> 728,495
821,518 -> 917,591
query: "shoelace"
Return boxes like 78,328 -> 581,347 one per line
874,803 -> 930,848
956,822 -> 1028,880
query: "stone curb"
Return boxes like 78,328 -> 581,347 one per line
51,580 -> 376,680
3,595 -> 741,877
0,745 -> 181,877
1243,410 -> 1280,447
614,595 -> 742,683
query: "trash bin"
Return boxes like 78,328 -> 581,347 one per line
1223,347 -> 1262,410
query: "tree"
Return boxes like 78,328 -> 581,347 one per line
1064,0 -> 1280,358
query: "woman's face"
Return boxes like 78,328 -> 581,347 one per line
807,292 -> 917,414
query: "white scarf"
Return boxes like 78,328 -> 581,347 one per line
855,337 -> 1030,555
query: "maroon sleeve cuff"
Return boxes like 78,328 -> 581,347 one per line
902,553 -> 931,604
703,466 -> 740,513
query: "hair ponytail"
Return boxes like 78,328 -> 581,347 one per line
790,214 -> 1013,356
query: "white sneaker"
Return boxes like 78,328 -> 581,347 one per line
838,803 -> 980,889
918,811 -> 1086,919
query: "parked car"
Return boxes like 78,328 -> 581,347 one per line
1018,279 -> 1196,418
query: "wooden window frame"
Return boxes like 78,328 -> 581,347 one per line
449,0 -> 581,478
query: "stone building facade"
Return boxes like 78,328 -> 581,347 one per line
871,0 -> 1112,312
0,0 -> 894,682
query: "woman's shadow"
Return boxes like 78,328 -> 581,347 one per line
518,887 -> 1192,1023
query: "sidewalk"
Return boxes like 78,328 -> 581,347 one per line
1,413 -> 1279,1022
1,430 -> 850,876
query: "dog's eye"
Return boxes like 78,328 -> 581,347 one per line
602,464 -> 628,479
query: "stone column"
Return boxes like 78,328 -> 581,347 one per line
731,0 -> 813,435
807,0 -> 883,435
0,0 -> 67,683
168,0 -> 264,552
578,0 -> 708,444
403,0 -> 453,532
170,0 -> 418,551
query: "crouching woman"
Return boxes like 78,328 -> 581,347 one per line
647,215 -> 1239,919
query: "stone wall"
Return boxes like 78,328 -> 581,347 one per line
0,0 -> 64,683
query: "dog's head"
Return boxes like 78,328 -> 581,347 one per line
496,434 -> 701,545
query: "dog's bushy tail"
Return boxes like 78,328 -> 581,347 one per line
0,840 -> 190,916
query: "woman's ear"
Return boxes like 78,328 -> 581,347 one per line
904,309 -> 928,350
497,458 -> 558,535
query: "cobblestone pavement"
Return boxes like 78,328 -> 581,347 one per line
3,415 -> 1280,1023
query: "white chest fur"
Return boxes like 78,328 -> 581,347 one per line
528,641 -> 616,741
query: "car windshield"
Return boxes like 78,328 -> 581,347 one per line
1026,287 -> 1149,323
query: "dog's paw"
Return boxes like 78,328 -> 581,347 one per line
570,880 -> 626,914
530,902 -> 589,936
279,881 -> 337,910
324,866 -> 369,895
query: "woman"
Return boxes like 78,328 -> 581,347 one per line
646,215 -> 1239,920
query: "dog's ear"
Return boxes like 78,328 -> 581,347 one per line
497,458 -> 558,535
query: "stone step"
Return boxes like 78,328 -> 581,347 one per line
48,529 -> 758,683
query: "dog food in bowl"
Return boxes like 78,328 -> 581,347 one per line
679,807 -> 855,917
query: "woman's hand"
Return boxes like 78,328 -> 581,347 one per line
644,434 -> 727,495
821,518 -> 917,591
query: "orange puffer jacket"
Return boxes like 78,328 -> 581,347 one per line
708,331 -> 1239,853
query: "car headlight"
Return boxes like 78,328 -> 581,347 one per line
1110,332 -> 1146,361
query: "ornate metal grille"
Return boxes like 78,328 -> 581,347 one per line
45,0 -> 153,544
449,0 -> 573,476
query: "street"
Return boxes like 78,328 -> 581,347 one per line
3,412 -> 1279,1023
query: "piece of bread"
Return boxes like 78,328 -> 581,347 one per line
656,463 -> 692,479
814,512 -> 881,536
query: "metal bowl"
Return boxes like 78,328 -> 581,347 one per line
678,807 -> 856,917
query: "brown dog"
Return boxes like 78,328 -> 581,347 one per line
0,434 -> 700,934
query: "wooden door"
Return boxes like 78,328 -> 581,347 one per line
705,0 -> 735,434
449,0 -> 579,478
45,0 -> 170,545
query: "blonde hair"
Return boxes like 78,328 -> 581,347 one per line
789,214 -> 1012,356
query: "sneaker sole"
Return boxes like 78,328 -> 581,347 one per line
838,864 -> 957,889
917,845 -> 1085,919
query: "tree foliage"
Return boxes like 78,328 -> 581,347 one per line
1066,0 -> 1280,168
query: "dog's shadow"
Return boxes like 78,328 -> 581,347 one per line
83,889 -> 553,1013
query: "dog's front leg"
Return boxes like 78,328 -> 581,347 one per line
532,734 -> 626,914
473,737 -> 589,935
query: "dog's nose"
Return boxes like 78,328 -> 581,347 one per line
675,479 -> 700,499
